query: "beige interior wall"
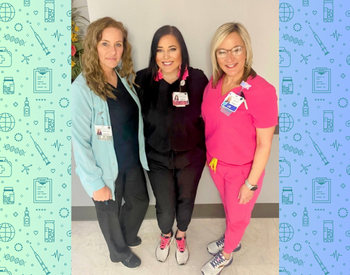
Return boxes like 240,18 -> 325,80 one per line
72,0 -> 279,206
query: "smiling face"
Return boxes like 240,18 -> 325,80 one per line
216,32 -> 246,82
97,27 -> 124,74
156,34 -> 182,77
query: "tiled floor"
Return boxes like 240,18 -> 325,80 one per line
72,218 -> 279,275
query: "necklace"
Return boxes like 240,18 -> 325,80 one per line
163,74 -> 178,80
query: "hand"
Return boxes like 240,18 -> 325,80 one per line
92,185 -> 112,202
238,184 -> 254,204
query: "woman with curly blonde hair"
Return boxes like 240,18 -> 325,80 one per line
72,17 -> 149,269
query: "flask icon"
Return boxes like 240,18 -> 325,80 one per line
302,97 -> 309,117
24,97 -> 30,117
24,207 -> 30,227
302,207 -> 309,227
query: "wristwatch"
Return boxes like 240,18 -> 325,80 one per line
245,179 -> 258,191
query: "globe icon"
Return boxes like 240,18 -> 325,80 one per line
279,3 -> 294,22
279,222 -> 294,242
0,3 -> 15,22
346,164 -> 350,175
0,223 -> 15,242
279,113 -> 294,132
0,113 -> 15,132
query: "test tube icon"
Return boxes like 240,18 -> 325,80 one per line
44,220 -> 55,242
44,0 -> 55,23
323,220 -> 334,242
302,207 -> 309,227
323,0 -> 334,22
44,110 -> 55,133
323,110 -> 334,133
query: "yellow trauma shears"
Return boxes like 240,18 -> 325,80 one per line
209,157 -> 218,173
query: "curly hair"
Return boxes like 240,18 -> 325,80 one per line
210,22 -> 256,88
81,17 -> 136,100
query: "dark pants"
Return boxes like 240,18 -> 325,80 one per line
147,146 -> 206,234
93,165 -> 149,262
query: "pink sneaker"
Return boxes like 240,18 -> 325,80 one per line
175,236 -> 189,265
156,233 -> 173,262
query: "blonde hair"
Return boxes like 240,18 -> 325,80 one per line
81,17 -> 136,100
210,22 -> 256,87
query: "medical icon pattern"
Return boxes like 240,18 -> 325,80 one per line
279,1 -> 349,274
0,1 -> 70,274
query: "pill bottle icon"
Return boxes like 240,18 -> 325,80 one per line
3,187 -> 15,204
282,77 -> 293,95
3,77 -> 14,94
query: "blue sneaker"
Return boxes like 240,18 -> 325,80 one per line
201,252 -> 233,275
206,235 -> 241,255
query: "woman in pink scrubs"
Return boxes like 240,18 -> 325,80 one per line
201,22 -> 278,275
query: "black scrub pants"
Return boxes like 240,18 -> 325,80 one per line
93,165 -> 149,262
147,146 -> 206,234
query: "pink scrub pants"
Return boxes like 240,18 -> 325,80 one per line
207,152 -> 264,254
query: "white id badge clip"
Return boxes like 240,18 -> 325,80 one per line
95,125 -> 112,141
172,92 -> 189,107
220,92 -> 244,116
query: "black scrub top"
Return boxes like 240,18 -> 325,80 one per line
107,77 -> 139,173
136,67 -> 208,153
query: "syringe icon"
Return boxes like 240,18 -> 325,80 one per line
30,245 -> 51,275
30,135 -> 51,165
309,245 -> 329,275
30,25 -> 50,56
309,135 -> 329,165
309,25 -> 329,55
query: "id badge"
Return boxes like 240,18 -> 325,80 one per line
95,125 -> 112,141
172,92 -> 189,107
220,92 -> 244,116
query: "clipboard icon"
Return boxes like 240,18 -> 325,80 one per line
33,177 -> 53,203
33,67 -> 52,93
312,67 -> 331,93
312,177 -> 331,203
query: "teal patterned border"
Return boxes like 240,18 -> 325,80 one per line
0,1 -> 71,274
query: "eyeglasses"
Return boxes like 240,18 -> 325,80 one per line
216,46 -> 244,59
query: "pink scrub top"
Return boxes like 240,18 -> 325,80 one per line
201,75 -> 278,165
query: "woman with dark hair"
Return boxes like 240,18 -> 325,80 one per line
136,25 -> 208,265
71,17 -> 149,269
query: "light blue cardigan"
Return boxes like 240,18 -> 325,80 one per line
71,71 -> 149,200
